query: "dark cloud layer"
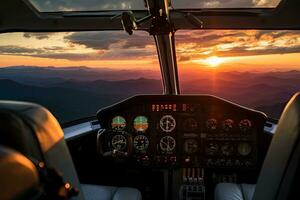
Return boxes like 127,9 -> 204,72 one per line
64,31 -> 152,50
0,45 -> 44,54
23,33 -> 58,40
1,30 -> 300,62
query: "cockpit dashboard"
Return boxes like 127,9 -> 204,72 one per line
97,95 -> 267,170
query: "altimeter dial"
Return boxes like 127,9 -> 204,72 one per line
133,135 -> 149,151
111,134 -> 127,151
159,136 -> 176,153
160,115 -> 176,132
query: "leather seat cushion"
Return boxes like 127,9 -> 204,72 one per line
214,183 -> 255,200
82,184 -> 142,200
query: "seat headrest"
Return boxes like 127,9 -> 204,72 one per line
0,101 -> 84,200
0,145 -> 40,200
0,101 -> 64,154
254,92 -> 300,200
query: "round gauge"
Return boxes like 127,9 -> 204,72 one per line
134,116 -> 149,132
133,135 -> 149,151
111,116 -> 126,131
111,134 -> 127,151
160,115 -> 176,133
183,118 -> 198,131
221,143 -> 234,156
159,136 -> 176,152
238,143 -> 252,156
206,118 -> 218,131
205,142 -> 219,155
222,119 -> 234,132
239,119 -> 252,132
184,139 -> 198,154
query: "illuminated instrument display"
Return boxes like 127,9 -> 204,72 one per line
206,118 -> 218,131
239,119 -> 252,132
111,116 -> 126,131
152,104 -> 177,112
97,95 -> 266,168
134,116 -> 149,132
133,135 -> 149,151
159,136 -> 176,153
238,142 -> 252,156
111,134 -> 127,151
222,119 -> 234,132
160,115 -> 176,132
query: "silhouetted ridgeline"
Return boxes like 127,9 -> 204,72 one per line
1,66 -> 299,122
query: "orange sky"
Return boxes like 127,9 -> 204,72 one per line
0,30 -> 299,72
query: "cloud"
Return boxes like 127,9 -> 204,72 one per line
178,55 -> 191,62
64,31 -> 153,50
1,29 -> 300,63
0,45 -> 98,61
176,30 -> 300,60
31,52 -> 104,61
23,33 -> 57,40
0,45 -> 44,54
62,31 -> 155,60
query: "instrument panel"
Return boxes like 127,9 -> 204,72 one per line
97,95 -> 267,169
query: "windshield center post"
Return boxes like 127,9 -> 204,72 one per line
147,0 -> 180,95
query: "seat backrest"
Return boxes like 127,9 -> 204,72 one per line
0,145 -> 40,200
0,101 -> 84,200
254,93 -> 300,200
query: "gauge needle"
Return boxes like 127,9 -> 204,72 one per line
161,141 -> 168,147
166,120 -> 170,130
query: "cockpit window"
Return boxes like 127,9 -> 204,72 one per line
0,31 -> 161,123
172,0 -> 281,9
176,30 -> 300,119
28,0 -> 281,12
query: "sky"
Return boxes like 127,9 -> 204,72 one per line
0,29 -> 300,74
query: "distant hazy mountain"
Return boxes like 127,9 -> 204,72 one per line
0,66 -> 160,82
1,66 -> 300,122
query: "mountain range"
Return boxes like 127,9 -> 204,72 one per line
1,66 -> 299,123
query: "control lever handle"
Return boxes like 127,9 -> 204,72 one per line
103,149 -> 128,157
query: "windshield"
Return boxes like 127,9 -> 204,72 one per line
176,30 -> 300,119
29,0 -> 281,12
0,31 -> 161,123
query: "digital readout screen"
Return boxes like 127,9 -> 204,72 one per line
151,103 -> 196,112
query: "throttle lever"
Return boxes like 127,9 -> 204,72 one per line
103,149 -> 128,157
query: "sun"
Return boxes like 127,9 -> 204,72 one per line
205,56 -> 223,67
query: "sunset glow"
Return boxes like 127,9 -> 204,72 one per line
204,56 -> 224,67
0,30 -> 299,72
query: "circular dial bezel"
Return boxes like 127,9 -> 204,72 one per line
184,139 -> 198,154
160,115 -> 176,133
133,116 -> 149,132
183,118 -> 198,131
205,142 -> 219,155
111,116 -> 126,131
221,143 -> 234,156
111,134 -> 127,151
222,119 -> 235,132
238,142 -> 252,156
206,118 -> 218,131
159,136 -> 176,153
239,119 -> 252,132
133,135 -> 149,151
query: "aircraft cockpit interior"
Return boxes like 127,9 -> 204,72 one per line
1,0 -> 300,200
